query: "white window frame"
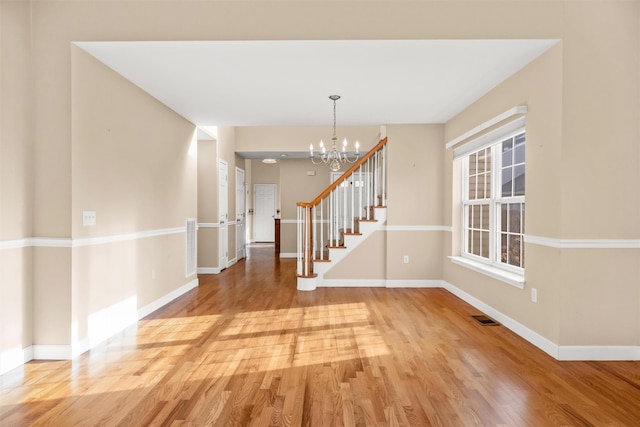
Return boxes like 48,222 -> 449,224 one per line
455,127 -> 526,287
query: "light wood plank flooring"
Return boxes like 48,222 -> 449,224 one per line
2,245 -> 640,426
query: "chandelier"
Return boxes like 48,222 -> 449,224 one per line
309,95 -> 360,171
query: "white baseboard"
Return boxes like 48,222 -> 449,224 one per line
138,278 -> 199,320
198,267 -> 221,274
227,258 -> 237,268
441,280 -> 560,359
318,279 -> 441,288
386,279 -> 442,288
32,345 -> 72,361
0,346 -> 34,375
321,279 -> 387,287
24,279 -> 200,363
279,252 -> 297,258
440,280 -> 640,361
557,346 -> 640,361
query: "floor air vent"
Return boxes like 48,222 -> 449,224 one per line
471,315 -> 500,326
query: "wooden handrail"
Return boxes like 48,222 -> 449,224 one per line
296,137 -> 388,208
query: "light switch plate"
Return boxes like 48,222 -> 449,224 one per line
83,210 -> 96,226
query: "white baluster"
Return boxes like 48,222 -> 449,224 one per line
382,144 -> 386,206
350,173 -> 355,233
296,205 -> 302,275
329,191 -> 333,246
359,165 -> 363,221
320,199 -> 324,259
367,157 -> 371,220
374,151 -> 378,208
343,179 -> 347,236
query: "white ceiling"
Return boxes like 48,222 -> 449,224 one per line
75,39 -> 557,130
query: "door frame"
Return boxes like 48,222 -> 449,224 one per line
235,166 -> 246,260
252,183 -> 277,242
219,159 -> 228,269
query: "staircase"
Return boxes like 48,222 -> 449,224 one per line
296,137 -> 388,291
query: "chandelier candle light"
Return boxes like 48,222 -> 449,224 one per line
309,95 -> 360,171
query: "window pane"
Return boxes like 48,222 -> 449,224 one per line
472,205 -> 481,229
508,204 -> 521,233
485,148 -> 492,171
485,171 -> 491,198
501,234 -> 508,263
472,230 -> 481,256
521,203 -> 525,233
508,235 -> 521,266
481,232 -> 489,258
477,150 -> 487,174
515,140 -> 525,164
467,205 -> 474,229
502,168 -> 513,197
514,164 -> 525,196
468,175 -> 477,200
502,138 -> 513,166
477,174 -> 485,199
481,204 -> 490,230
501,203 -> 507,232
469,153 -> 477,174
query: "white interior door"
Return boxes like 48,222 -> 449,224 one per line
219,160 -> 228,269
253,183 -> 276,242
235,167 -> 246,260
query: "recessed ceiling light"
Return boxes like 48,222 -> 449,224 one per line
262,159 -> 277,164
280,153 -> 288,157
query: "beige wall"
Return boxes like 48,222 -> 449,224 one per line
0,0 -> 34,373
279,159 -> 333,254
325,231 -> 386,280
218,127 -> 237,260
67,46 -> 198,349
561,2 -> 639,240
386,125 -> 445,280
71,48 -> 197,237
198,139 -> 219,269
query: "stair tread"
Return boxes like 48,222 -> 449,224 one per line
343,232 -> 362,236
313,259 -> 331,262
327,245 -> 346,249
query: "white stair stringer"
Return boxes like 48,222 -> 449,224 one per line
312,207 -> 386,286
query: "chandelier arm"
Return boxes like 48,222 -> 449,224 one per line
310,156 -> 327,165
343,155 -> 360,164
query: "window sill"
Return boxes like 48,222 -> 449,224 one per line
448,256 -> 525,289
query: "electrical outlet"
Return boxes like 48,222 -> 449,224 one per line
82,210 -> 96,226
531,288 -> 538,303
403,255 -> 409,264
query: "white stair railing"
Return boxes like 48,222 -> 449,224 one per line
297,138 -> 387,278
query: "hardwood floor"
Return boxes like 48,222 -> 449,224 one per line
2,246 -> 640,426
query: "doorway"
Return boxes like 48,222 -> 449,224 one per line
235,167 -> 246,260
253,183 -> 277,242
219,160 -> 228,269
